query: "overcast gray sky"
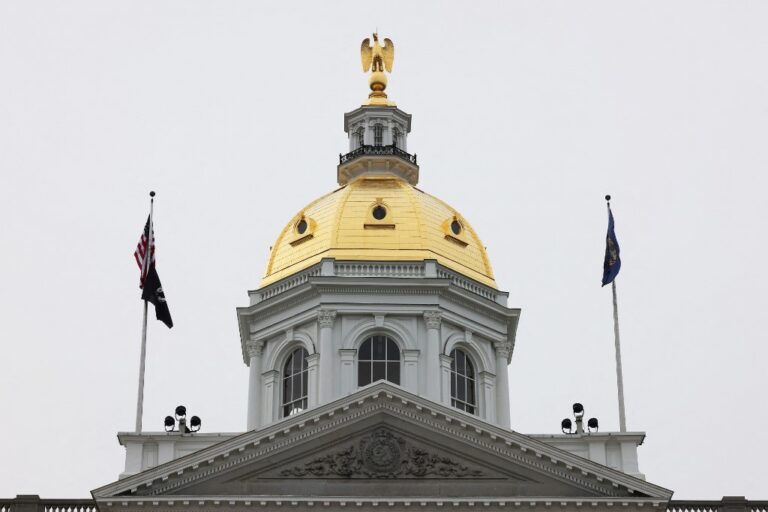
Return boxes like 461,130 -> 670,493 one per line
1,0 -> 766,500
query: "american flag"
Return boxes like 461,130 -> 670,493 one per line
134,215 -> 155,289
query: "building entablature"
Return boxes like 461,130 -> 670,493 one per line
249,259 -> 509,307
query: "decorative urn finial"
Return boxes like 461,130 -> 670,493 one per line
360,32 -> 396,106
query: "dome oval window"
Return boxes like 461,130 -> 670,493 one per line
296,218 -> 308,235
450,219 -> 462,235
372,205 -> 387,220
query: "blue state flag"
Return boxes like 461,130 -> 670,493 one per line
601,208 -> 621,286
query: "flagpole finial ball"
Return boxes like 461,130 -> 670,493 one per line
605,194 -> 611,202
150,191 -> 156,197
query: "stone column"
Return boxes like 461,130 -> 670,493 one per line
493,341 -> 512,429
246,338 -> 264,431
317,310 -> 337,404
423,311 -> 442,402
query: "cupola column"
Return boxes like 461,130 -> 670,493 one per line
246,338 -> 264,430
423,312 -> 442,402
317,310 -> 337,403
493,341 -> 512,429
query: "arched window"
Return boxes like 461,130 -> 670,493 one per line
450,349 -> 476,414
282,347 -> 308,417
373,124 -> 383,146
358,335 -> 400,386
356,128 -> 365,149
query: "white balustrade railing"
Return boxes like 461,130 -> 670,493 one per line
334,261 -> 425,278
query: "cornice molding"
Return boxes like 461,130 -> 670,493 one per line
97,496 -> 671,510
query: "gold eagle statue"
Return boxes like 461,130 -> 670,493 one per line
361,33 -> 394,73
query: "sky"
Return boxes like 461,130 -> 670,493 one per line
1,0 -> 767,500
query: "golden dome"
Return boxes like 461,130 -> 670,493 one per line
261,176 -> 496,288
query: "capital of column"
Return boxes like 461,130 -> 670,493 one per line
423,311 -> 442,330
493,341 -> 514,361
246,339 -> 264,358
318,309 -> 337,328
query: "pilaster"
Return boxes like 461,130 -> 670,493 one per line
306,353 -> 320,407
439,354 -> 453,406
339,349 -> 357,395
262,370 -> 279,425
402,349 -> 420,393
478,371 -> 496,424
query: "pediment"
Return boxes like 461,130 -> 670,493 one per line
93,383 -> 672,507
267,426 -> 492,479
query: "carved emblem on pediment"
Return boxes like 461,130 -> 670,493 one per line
280,428 -> 483,478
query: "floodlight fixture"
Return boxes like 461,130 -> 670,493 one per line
190,416 -> 202,432
587,417 -> 599,432
164,416 -> 175,432
561,418 -> 573,434
175,405 -> 187,420
572,403 -> 584,419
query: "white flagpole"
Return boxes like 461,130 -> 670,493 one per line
606,196 -> 627,432
135,191 -> 155,433
611,279 -> 627,432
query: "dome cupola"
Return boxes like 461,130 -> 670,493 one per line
260,33 -> 495,288
239,35 -> 519,434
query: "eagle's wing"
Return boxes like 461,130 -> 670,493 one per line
382,38 -> 395,72
360,38 -> 372,72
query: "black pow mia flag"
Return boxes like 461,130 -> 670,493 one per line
141,263 -> 173,328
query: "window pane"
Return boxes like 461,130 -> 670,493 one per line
372,337 -> 386,360
283,376 -> 292,402
293,349 -> 304,372
465,358 -> 475,379
372,361 -> 386,382
467,379 -> 475,406
301,350 -> 309,370
284,355 -> 293,376
466,405 -> 475,414
387,362 -> 400,385
457,375 -> 466,401
291,374 -> 301,401
449,350 -> 457,371
456,351 -> 465,373
359,339 -> 371,360
450,372 -> 456,397
386,338 -> 400,360
358,362 -> 371,386
301,371 -> 308,396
